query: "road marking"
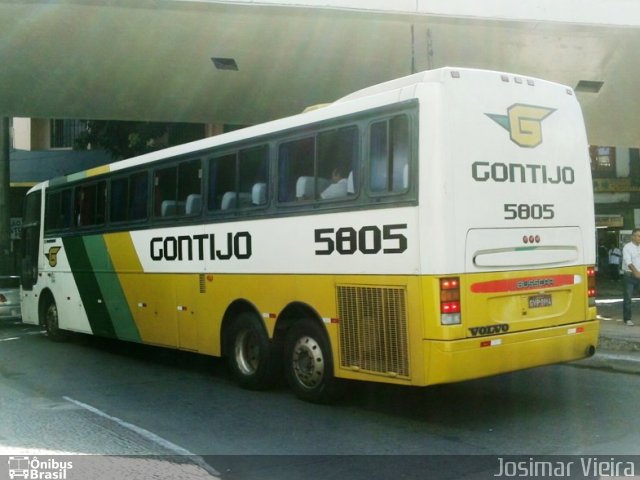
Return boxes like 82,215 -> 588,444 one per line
63,396 -> 220,477
0,331 -> 46,342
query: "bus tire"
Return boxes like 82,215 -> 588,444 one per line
226,312 -> 280,390
42,296 -> 67,342
284,321 -> 342,404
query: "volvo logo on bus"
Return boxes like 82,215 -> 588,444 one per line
486,103 -> 555,148
469,324 -> 509,337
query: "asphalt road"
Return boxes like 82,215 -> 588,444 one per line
1,319 -> 639,479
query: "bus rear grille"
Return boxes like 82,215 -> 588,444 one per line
337,285 -> 409,378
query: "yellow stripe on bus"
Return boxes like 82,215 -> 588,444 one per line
104,233 -> 177,347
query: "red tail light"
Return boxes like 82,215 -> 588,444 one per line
587,266 -> 596,305
440,277 -> 461,325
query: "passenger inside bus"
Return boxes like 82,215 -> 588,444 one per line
320,166 -> 349,199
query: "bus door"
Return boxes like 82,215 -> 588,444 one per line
20,190 -> 42,291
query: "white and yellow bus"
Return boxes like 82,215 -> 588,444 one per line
20,68 -> 598,403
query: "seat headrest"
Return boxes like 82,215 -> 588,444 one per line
296,176 -> 315,199
252,183 -> 267,205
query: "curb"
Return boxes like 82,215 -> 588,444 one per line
597,334 -> 640,353
575,350 -> 640,374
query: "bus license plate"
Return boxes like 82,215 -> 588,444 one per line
528,294 -> 552,309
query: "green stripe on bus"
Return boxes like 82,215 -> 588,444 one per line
83,235 -> 142,342
66,171 -> 86,183
63,236 -> 117,338
63,235 -> 141,341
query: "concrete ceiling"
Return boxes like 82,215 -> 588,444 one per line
1,1 -> 639,146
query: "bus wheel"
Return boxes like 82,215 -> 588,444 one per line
43,297 -> 66,342
285,321 -> 342,404
226,312 -> 279,390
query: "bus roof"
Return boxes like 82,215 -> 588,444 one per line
27,67 -> 572,196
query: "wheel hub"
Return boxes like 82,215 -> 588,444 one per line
292,336 -> 324,389
235,329 -> 260,375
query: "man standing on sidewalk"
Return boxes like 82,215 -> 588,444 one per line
622,228 -> 640,326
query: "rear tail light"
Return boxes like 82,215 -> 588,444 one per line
440,277 -> 461,325
587,266 -> 596,307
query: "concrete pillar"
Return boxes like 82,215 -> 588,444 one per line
0,118 -> 11,274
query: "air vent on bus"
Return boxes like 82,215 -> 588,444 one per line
337,285 -> 409,378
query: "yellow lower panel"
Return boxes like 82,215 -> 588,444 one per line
424,319 -> 599,386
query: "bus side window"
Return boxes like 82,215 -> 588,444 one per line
75,182 -> 105,227
178,159 -> 202,216
95,181 -> 106,224
129,172 -> 148,220
45,190 -> 72,231
369,115 -> 410,194
208,154 -> 236,211
239,145 -> 269,208
278,137 -> 314,202
110,177 -> 128,222
59,189 -> 72,228
317,126 -> 359,200
154,166 -> 178,217
110,172 -> 148,223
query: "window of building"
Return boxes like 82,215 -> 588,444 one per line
50,119 -> 88,149
590,146 -> 616,178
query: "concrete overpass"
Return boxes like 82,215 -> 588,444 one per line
1,0 -> 640,147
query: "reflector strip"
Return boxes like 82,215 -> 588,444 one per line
480,339 -> 502,347
568,327 -> 585,334
471,274 -> 575,293
323,317 -> 340,324
262,313 -> 276,319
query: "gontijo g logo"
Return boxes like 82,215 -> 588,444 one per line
486,104 -> 555,148
45,246 -> 61,268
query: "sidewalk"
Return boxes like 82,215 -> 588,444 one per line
593,275 -> 640,352
575,275 -> 640,373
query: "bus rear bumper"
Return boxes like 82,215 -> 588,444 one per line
424,319 -> 599,385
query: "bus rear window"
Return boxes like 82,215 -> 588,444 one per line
369,115 -> 410,194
